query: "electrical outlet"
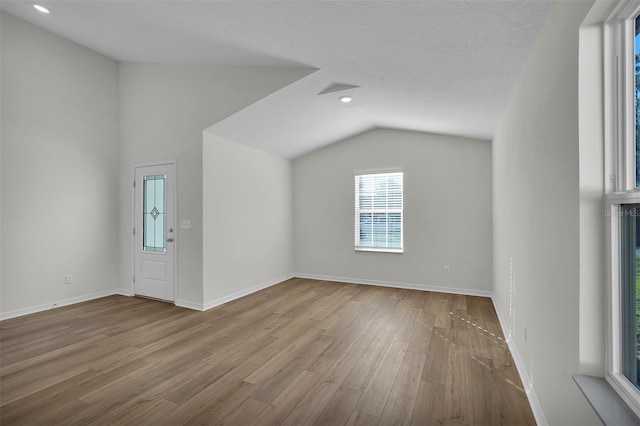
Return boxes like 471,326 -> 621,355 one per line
444,265 -> 450,274
65,274 -> 72,285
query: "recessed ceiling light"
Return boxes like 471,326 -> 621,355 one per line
340,96 -> 352,103
33,4 -> 50,14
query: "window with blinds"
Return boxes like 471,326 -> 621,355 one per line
354,171 -> 403,252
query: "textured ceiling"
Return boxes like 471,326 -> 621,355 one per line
1,0 -> 552,158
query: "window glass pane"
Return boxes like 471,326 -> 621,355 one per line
156,177 -> 165,216
145,211 -> 155,249
145,178 -> 155,213
373,213 -> 387,246
373,180 -> 387,209
359,177 -> 372,210
621,204 -> 640,388
388,176 -> 402,209
359,213 -> 372,246
143,174 -> 166,253
635,16 -> 640,187
388,212 -> 402,247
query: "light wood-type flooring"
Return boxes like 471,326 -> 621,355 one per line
0,278 -> 535,425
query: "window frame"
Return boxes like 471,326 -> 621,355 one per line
605,0 -> 640,417
354,170 -> 404,254
605,1 -> 640,194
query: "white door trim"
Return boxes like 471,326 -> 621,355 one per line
131,159 -> 178,303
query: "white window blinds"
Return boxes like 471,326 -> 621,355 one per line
354,171 -> 403,252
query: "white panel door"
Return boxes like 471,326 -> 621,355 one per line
134,163 -> 175,302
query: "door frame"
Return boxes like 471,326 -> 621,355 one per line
131,159 -> 178,303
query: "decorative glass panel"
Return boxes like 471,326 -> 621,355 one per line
143,174 -> 166,253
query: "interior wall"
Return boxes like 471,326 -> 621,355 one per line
491,1 -> 600,425
118,64 -> 311,306
293,128 -> 492,294
0,12 -> 119,314
202,133 -> 293,307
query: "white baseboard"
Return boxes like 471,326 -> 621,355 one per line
202,273 -> 295,311
175,299 -> 204,311
1,273 -> 487,320
115,288 -> 133,297
0,289 -> 128,321
294,273 -> 493,298
492,297 -> 548,426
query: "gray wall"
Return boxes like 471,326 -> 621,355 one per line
1,12 -> 119,313
0,11 -> 310,314
491,1 -> 600,424
203,133 -> 294,307
293,128 -> 492,294
116,63 -> 310,306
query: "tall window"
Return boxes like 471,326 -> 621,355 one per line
354,171 -> 403,253
606,1 -> 640,416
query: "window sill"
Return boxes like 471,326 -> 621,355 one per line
573,374 -> 640,425
355,247 -> 403,254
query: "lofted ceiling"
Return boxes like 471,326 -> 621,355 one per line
1,0 -> 552,159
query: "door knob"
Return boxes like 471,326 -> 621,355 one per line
167,238 -> 174,242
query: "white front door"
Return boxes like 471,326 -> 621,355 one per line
133,162 -> 176,302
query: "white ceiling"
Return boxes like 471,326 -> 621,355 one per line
1,0 -> 552,159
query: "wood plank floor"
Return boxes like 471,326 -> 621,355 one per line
0,278 -> 535,425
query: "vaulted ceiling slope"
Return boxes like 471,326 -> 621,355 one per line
2,0 -> 552,159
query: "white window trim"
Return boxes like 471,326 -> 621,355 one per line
605,1 -> 640,417
354,170 -> 404,254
